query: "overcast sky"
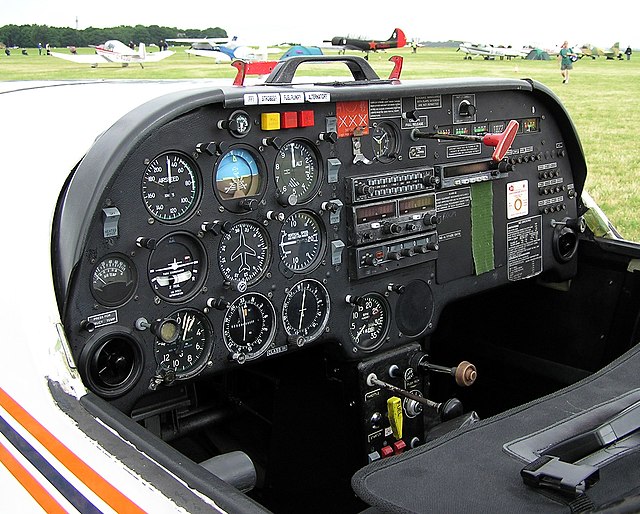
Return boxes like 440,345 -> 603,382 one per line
3,0 -> 639,49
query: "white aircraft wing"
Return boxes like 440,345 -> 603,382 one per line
50,52 -> 110,65
141,50 -> 175,62
168,37 -> 228,44
185,49 -> 232,62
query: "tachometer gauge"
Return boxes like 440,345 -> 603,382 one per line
282,279 -> 330,345
154,308 -> 213,379
370,121 -> 400,163
214,147 -> 265,210
278,210 -> 325,273
222,293 -> 276,363
148,232 -> 207,302
274,140 -> 321,204
349,292 -> 390,351
218,221 -> 271,286
91,254 -> 137,307
142,152 -> 200,223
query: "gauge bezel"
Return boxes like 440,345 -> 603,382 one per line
213,145 -> 267,213
282,279 -> 331,344
278,210 -> 326,274
222,292 -> 277,362
349,292 -> 390,352
218,220 -> 272,287
371,121 -> 400,164
274,138 -> 322,205
153,308 -> 214,380
147,231 -> 208,303
90,253 -> 138,307
141,151 -> 201,224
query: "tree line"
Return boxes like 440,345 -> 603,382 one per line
0,24 -> 227,49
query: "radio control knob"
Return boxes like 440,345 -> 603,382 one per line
401,248 -> 415,257
356,183 -> 372,196
426,241 -> 440,251
388,251 -> 401,261
423,214 -> 439,226
383,222 -> 402,235
405,223 -> 417,231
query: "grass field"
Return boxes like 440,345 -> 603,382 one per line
2,46 -> 639,240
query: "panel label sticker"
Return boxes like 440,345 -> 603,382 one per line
507,180 -> 529,219
507,216 -> 543,281
369,98 -> 402,119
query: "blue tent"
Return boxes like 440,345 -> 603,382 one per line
280,46 -> 323,60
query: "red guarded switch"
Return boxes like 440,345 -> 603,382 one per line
393,440 -> 407,455
380,445 -> 394,458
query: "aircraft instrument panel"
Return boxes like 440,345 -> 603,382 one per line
54,70 -> 586,417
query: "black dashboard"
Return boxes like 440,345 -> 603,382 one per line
53,62 -> 588,508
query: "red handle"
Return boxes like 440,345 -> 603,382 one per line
232,60 -> 279,86
388,55 -> 403,80
482,120 -> 519,161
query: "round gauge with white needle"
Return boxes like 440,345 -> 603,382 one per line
274,140 -> 321,204
153,308 -> 213,379
147,232 -> 207,302
142,152 -> 200,223
278,210 -> 325,273
282,279 -> 330,345
370,121 -> 400,163
349,292 -> 390,351
218,221 -> 271,286
91,254 -> 137,307
222,292 -> 276,362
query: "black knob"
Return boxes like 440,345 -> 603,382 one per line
405,223 -> 417,231
319,131 -> 338,143
345,295 -> 366,306
201,220 -> 232,235
439,398 -> 464,421
266,210 -> 285,222
136,237 -> 157,250
195,141 -> 218,156
403,110 -> 419,121
458,100 -> 476,117
322,201 -> 339,213
238,198 -> 258,212
387,283 -> 405,294
423,214 -> 438,226
363,255 -> 383,267
262,136 -> 282,150
278,192 -> 298,207
388,251 -> 401,261
425,241 -> 439,251
356,183 -> 372,196
224,279 -> 247,292
207,297 -> 229,310
401,248 -> 415,257
383,222 -> 402,235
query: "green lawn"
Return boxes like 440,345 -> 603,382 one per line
2,46 -> 639,240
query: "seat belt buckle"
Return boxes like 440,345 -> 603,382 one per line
521,455 -> 600,497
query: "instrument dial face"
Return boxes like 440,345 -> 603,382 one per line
274,140 -> 321,204
147,232 -> 207,302
349,293 -> 390,351
282,279 -> 330,344
91,254 -> 137,307
154,309 -> 213,379
218,221 -> 271,286
278,210 -> 325,273
222,293 -> 276,362
371,122 -> 400,163
228,110 -> 252,138
142,152 -> 200,223
214,147 -> 265,209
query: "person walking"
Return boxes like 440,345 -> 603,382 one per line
625,46 -> 632,60
559,41 -> 576,84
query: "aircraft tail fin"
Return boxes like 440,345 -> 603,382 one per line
139,42 -> 146,59
391,28 -> 406,48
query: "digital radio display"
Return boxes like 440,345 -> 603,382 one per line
443,159 -> 495,179
356,202 -> 396,224
399,194 -> 435,215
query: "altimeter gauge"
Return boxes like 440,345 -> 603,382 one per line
274,140 -> 321,204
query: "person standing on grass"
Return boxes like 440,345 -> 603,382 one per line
559,41 -> 576,84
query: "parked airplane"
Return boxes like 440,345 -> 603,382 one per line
458,42 -> 529,60
324,28 -> 406,58
50,40 -> 174,68
168,36 -> 280,63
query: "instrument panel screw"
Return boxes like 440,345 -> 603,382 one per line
218,206 -> 225,213
154,296 -> 161,305
148,218 -> 154,225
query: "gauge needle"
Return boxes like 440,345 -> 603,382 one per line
298,288 -> 307,331
166,155 -> 172,186
241,305 -> 247,342
290,144 -> 296,169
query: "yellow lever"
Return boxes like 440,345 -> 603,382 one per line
387,396 -> 403,440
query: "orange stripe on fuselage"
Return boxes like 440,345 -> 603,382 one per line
0,386 -> 146,514
0,439 -> 67,514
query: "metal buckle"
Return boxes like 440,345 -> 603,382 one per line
521,455 -> 600,497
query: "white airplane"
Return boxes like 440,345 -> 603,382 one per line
458,42 -> 529,60
168,36 -> 280,63
50,40 -> 174,68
